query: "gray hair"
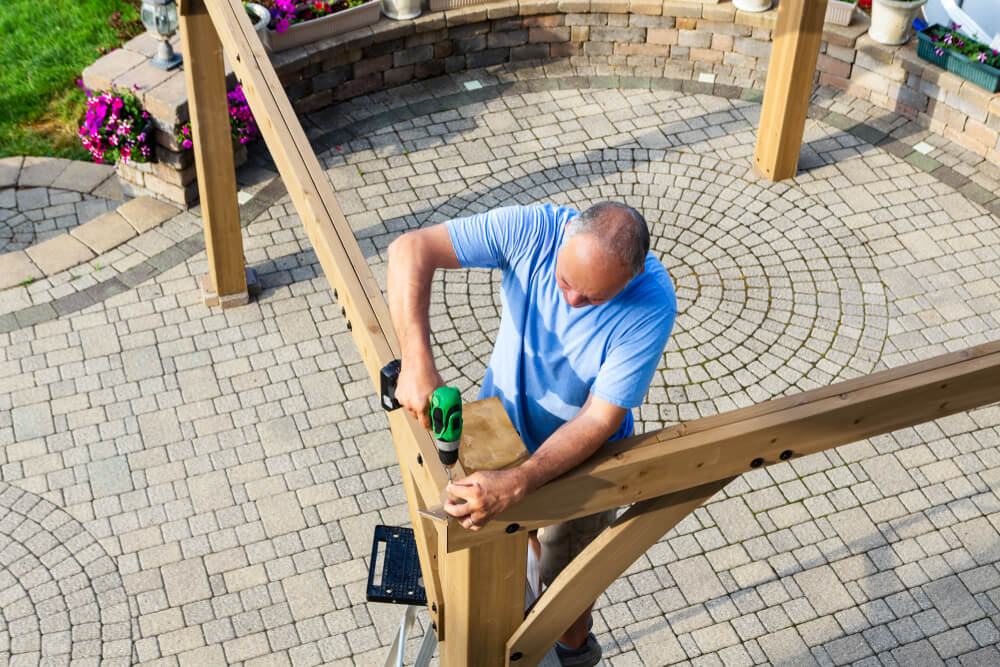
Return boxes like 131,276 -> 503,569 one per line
565,202 -> 649,279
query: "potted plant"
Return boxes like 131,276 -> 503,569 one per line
244,2 -> 270,35
868,0 -> 928,45
262,0 -> 382,53
917,23 -> 1000,92
826,0 -> 857,26
77,84 -> 153,165
732,0 -> 772,12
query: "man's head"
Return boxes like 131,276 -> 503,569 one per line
556,202 -> 650,308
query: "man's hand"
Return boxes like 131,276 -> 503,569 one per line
444,469 -> 528,531
395,361 -> 443,429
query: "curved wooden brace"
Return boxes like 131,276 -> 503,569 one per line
505,478 -> 735,666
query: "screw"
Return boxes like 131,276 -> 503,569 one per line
431,603 -> 437,612
346,321 -> 352,331
511,652 -> 522,661
334,289 -> 338,300
506,523 -> 520,534
417,455 -> 423,466
779,450 -> 793,460
750,458 -> 764,468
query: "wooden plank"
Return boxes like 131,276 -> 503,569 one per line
204,0 -> 396,391
197,0 -> 459,631
203,0 -> 452,504
752,0 -> 826,181
460,397 -> 530,475
506,478 -> 734,666
177,0 -> 247,303
447,340 -> 1000,551
441,531 -> 528,667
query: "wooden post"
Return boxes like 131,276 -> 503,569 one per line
752,0 -> 826,181
178,0 -> 250,308
441,532 -> 528,667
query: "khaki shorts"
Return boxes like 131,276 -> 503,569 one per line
537,509 -> 617,588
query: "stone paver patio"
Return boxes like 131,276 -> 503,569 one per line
2,64 -> 1000,666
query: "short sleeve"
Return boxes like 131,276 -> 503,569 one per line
591,306 -> 675,409
446,204 -> 572,271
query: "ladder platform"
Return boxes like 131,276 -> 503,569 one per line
366,525 -> 426,606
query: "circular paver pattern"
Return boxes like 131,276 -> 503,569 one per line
0,187 -> 117,253
433,155 -> 887,423
0,483 -> 130,666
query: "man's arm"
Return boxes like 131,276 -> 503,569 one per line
386,225 -> 462,427
445,394 -> 628,529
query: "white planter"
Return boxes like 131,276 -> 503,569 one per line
868,0 -> 929,45
382,0 -> 421,20
732,0 -> 773,12
825,0 -> 856,26
244,3 -> 270,35
262,0 -> 381,53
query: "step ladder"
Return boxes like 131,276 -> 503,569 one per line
367,525 -> 436,667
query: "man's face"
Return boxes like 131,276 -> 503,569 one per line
555,233 -> 635,308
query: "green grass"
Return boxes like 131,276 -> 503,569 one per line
0,0 -> 144,160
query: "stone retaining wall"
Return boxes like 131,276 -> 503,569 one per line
81,0 -> 1000,209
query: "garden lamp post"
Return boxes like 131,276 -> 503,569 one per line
142,0 -> 183,70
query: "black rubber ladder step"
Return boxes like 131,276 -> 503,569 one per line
366,525 -> 427,605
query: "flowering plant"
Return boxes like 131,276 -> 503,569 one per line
925,24 -> 1000,67
77,83 -> 152,165
175,85 -> 259,150
266,0 -> 366,33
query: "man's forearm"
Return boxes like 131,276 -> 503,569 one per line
511,410 -> 618,502
387,235 -> 436,369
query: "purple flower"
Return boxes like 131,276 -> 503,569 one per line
978,52 -> 988,63
276,16 -> 290,33
935,48 -> 944,56
183,138 -> 193,148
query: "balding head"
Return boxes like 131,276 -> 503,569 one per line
555,202 -> 649,308
564,202 -> 649,280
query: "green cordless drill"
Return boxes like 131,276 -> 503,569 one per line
430,386 -> 462,481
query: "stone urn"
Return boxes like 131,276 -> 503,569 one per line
732,0 -> 773,12
382,0 -> 421,20
868,0 -> 929,45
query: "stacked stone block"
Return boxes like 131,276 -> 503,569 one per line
81,0 -> 1000,210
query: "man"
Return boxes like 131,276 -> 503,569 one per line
387,201 -> 676,665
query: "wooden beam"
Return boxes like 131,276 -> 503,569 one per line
202,0 -> 453,498
441,531 -> 528,666
447,339 -> 1000,551
506,478 -> 734,666
197,0 -> 463,634
752,0 -> 826,181
177,0 -> 248,306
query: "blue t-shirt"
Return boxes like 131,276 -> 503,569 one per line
447,204 -> 677,453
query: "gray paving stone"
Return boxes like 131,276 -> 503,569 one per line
951,518 -> 1000,566
188,470 -> 234,514
88,456 -> 133,498
282,570 -> 334,620
12,402 -> 54,441
757,627 -> 818,667
137,409 -> 182,448
668,556 -> 727,606
922,576 -> 985,627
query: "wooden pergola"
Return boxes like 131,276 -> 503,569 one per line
177,1 -> 1000,665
